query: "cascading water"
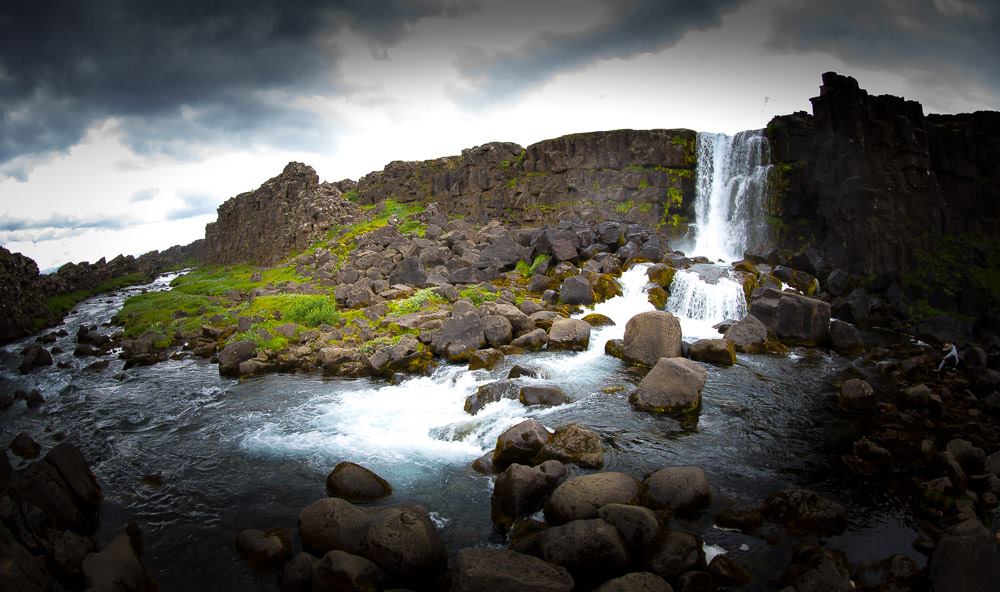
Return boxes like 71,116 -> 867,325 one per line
691,129 -> 773,262
666,267 -> 748,340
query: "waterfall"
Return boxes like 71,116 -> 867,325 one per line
666,268 -> 748,340
691,130 -> 773,262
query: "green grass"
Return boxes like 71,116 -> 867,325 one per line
344,189 -> 360,202
638,179 -> 650,190
459,285 -> 499,306
45,272 -> 149,317
615,200 -> 634,214
318,199 -> 426,267
115,291 -> 227,340
240,294 -> 340,326
388,288 -> 448,316
666,186 -> 683,208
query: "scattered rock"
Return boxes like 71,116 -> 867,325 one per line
10,431 -> 41,459
629,357 -> 707,416
519,385 -> 570,407
431,315 -> 486,362
325,462 -> 393,502
82,534 -> 155,592
837,378 -> 875,413
547,318 -> 591,351
469,348 -> 505,371
723,314 -> 769,353
533,423 -> 604,468
312,550 -> 386,592
597,504 -> 660,553
622,311 -> 682,367
235,528 -> 293,568
19,344 -> 53,374
491,462 -> 562,532
642,466 -> 712,515
544,472 -> 641,525
364,505 -> 446,582
829,319 -> 863,355
582,313 -> 616,327
451,548 -> 574,592
760,488 -> 847,536
688,338 -> 736,366
465,380 -> 519,415
218,340 -> 257,377
508,365 -> 545,379
594,572 -> 673,592
646,531 -> 706,580
511,328 -> 549,351
541,518 -> 630,585
297,497 -> 374,556
559,276 -> 596,305
493,419 -> 551,470
749,288 -> 830,345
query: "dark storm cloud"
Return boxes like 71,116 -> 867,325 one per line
129,188 -> 159,204
766,0 -> 1000,104
0,0 -> 476,174
166,192 -> 221,221
455,0 -> 744,103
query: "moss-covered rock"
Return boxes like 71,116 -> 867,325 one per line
647,286 -> 668,309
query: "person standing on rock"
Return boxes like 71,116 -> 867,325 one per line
937,342 -> 960,371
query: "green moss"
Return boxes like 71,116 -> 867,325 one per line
344,189 -> 360,202
666,187 -> 683,208
459,286 -> 499,306
615,200 -> 634,214
115,290 -> 226,342
637,202 -> 653,215
515,254 -> 551,278
507,177 -> 518,189
389,288 -> 447,316
638,179 -> 651,190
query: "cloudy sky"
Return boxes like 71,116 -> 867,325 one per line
1,0 -> 997,270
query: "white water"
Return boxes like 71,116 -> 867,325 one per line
243,265 -> 657,483
666,268 -> 748,340
691,130 -> 773,262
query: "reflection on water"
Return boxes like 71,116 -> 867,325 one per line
0,268 -> 920,591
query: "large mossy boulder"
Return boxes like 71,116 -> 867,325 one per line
622,311 -> 682,367
749,288 -> 830,345
629,357 -> 706,415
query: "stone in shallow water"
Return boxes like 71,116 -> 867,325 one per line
451,548 -> 573,592
325,462 -> 393,502
629,357 -> 706,416
622,311 -> 682,367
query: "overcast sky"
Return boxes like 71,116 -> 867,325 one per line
1,0 -> 997,270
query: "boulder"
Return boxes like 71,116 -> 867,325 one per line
930,525 -> 1000,592
533,423 -> 604,468
723,314 -> 769,353
319,347 -> 371,377
597,504 -> 660,553
235,528 -> 293,568
511,328 -> 549,351
547,318 -> 591,351
325,462 -> 393,502
431,315 -> 486,362
218,340 -> 257,377
19,344 -> 53,374
493,420 -> 551,470
519,385 -> 570,407
482,315 -> 513,348
368,336 -> 427,376
837,379 -> 875,413
760,488 -> 847,536
364,505 -> 446,582
469,348 -> 505,371
82,534 -> 155,592
623,311 -> 682,367
559,276 -> 595,306
479,235 -> 530,270
581,313 -> 615,327
688,339 -> 736,366
708,554 -> 752,587
491,463 -> 558,532
508,365 -> 545,379
646,531 -> 705,580
450,548 -> 574,592
829,319 -> 863,355
312,550 -> 386,592
544,472 -> 642,525
280,552 -> 315,591
541,519 -> 630,585
388,256 -> 428,286
629,358 -> 707,416
749,288 -> 831,345
605,338 -> 625,359
10,431 -> 41,459
465,380 -> 519,415
297,497 -> 374,556
595,572 -> 673,592
642,466 -> 712,515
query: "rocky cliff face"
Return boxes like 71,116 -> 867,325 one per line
0,247 -> 47,342
355,129 -> 697,233
203,162 -> 361,266
766,72 -> 950,278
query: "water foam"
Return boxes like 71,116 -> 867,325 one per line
666,268 -> 748,340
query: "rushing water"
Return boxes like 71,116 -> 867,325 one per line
666,266 -> 749,340
0,269 -> 921,590
691,130 -> 773,262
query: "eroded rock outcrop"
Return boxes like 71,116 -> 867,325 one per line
203,162 -> 360,265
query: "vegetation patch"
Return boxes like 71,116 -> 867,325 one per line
515,254 -> 551,278
459,285 -> 499,306
44,272 -> 149,318
388,288 -> 448,316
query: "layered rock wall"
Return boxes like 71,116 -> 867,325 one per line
203,162 -> 361,266
766,73 -> 948,277
355,129 -> 698,232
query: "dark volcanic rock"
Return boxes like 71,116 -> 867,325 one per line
595,572 -> 673,592
493,419 -> 551,470
218,340 -> 257,377
544,472 -> 641,525
364,505 -> 447,583
203,162 -> 360,266
312,550 -> 387,592
432,315 -> 486,362
750,288 -> 830,345
723,314 -> 769,353
533,423 -> 604,468
540,518 -> 630,585
630,357 -> 707,415
559,275 -> 595,305
760,488 -> 847,536
235,528 -> 293,568
519,384 -> 570,407
642,466 -> 712,515
491,462 -> 564,532
451,548 -> 574,592
547,318 -> 591,351
325,462 -> 393,502
623,311 -> 682,367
